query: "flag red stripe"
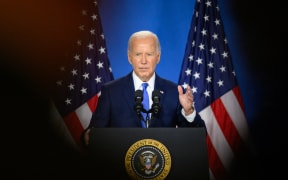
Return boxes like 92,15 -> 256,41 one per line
211,98 -> 242,153
87,93 -> 99,113
64,112 -> 84,146
206,135 -> 227,180
233,86 -> 245,111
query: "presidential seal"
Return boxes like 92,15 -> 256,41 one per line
125,139 -> 171,179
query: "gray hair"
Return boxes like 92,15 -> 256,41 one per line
127,30 -> 161,54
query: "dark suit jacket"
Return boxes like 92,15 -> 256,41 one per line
88,72 -> 206,128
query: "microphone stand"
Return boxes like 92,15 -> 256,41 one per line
141,109 -> 150,128
134,89 -> 161,128
142,102 -> 161,128
145,112 -> 150,128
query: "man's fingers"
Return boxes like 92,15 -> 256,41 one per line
177,85 -> 183,95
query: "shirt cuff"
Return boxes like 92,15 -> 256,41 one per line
181,108 -> 196,123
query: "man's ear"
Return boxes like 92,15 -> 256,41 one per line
128,56 -> 132,64
157,53 -> 161,64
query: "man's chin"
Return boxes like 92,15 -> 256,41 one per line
138,74 -> 151,82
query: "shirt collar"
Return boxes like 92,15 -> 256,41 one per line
132,71 -> 155,90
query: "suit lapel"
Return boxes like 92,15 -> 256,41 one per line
120,72 -> 135,110
154,74 -> 166,107
118,72 -> 142,126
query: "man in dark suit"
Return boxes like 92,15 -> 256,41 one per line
83,30 -> 206,145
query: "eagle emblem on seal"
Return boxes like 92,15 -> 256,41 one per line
139,150 -> 160,175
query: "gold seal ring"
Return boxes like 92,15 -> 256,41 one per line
124,138 -> 171,179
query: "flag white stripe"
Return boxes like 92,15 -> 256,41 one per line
209,169 -> 216,180
75,102 -> 93,130
200,104 -> 234,172
221,91 -> 250,142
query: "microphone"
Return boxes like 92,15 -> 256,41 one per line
151,90 -> 161,115
134,90 -> 143,116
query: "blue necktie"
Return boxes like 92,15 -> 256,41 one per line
141,82 -> 149,128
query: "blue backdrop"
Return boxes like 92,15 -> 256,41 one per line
97,0 -> 260,126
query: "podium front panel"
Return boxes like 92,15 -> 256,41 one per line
88,127 -> 209,179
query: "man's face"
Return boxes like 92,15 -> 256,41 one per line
128,36 -> 160,82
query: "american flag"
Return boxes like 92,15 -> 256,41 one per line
178,0 -> 250,179
51,0 -> 114,148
